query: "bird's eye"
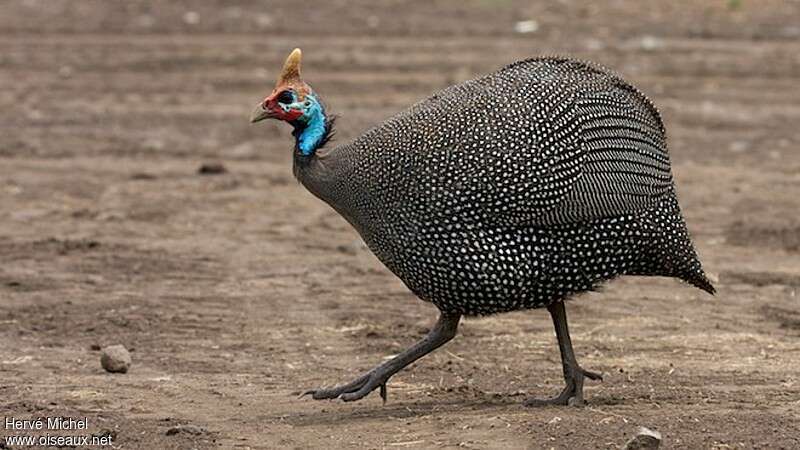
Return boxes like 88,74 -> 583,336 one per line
277,91 -> 294,104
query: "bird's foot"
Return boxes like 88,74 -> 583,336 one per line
524,365 -> 602,407
303,369 -> 391,403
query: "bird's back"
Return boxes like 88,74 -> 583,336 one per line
311,56 -> 712,314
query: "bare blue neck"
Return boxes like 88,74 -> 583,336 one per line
292,93 -> 328,156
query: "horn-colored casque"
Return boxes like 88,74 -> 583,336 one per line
278,48 -> 303,85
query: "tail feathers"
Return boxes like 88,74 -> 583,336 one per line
649,190 -> 715,296
663,241 -> 715,295
683,269 -> 716,295
668,241 -> 715,295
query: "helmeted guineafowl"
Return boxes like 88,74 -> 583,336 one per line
250,48 -> 714,406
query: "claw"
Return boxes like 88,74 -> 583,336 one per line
523,380 -> 575,407
525,365 -> 601,408
300,314 -> 461,405
304,372 -> 389,403
528,302 -> 602,407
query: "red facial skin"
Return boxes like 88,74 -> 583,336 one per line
262,87 -> 305,122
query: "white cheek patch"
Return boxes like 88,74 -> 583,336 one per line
282,101 -> 305,112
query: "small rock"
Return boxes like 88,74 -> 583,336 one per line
514,20 -> 539,34
638,35 -> 662,51
89,343 -> 101,351
255,13 -> 272,28
197,162 -> 227,175
183,11 -> 200,25
165,424 -> 205,436
58,65 -> 73,79
100,345 -> 131,373
624,427 -> 662,450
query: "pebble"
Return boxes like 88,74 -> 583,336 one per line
638,35 -> 662,51
514,20 -> 539,34
100,345 -> 132,373
183,11 -> 200,25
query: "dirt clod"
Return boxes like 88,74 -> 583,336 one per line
197,162 -> 227,175
131,172 -> 158,180
165,424 -> 205,436
100,345 -> 132,373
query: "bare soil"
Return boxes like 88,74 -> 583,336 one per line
1,1 -> 799,449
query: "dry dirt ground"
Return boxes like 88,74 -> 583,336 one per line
2,1 -> 800,449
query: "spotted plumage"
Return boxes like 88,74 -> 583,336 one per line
294,56 -> 712,316
252,50 -> 714,405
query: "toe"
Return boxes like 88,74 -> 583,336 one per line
309,388 -> 340,400
567,396 -> 586,407
305,374 -> 372,400
581,369 -> 603,381
524,388 -> 573,407
339,378 -> 380,402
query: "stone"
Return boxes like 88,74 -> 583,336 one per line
624,427 -> 662,450
100,345 -> 131,373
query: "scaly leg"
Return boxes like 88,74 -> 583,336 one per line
305,312 -> 461,403
525,301 -> 602,407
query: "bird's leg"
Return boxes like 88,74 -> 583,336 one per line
525,300 -> 602,407
305,312 -> 461,403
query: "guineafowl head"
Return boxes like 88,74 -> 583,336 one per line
250,48 -> 333,156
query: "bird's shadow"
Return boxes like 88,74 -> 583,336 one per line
277,396 -> 521,427
270,392 -> 628,427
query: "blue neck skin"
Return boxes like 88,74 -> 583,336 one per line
291,94 -> 327,156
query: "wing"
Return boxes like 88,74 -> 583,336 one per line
533,85 -> 673,225
409,70 -> 674,228
348,58 -> 674,230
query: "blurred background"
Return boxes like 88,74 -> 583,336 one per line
1,1 -> 799,448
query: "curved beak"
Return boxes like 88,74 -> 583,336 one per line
250,102 -> 274,123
